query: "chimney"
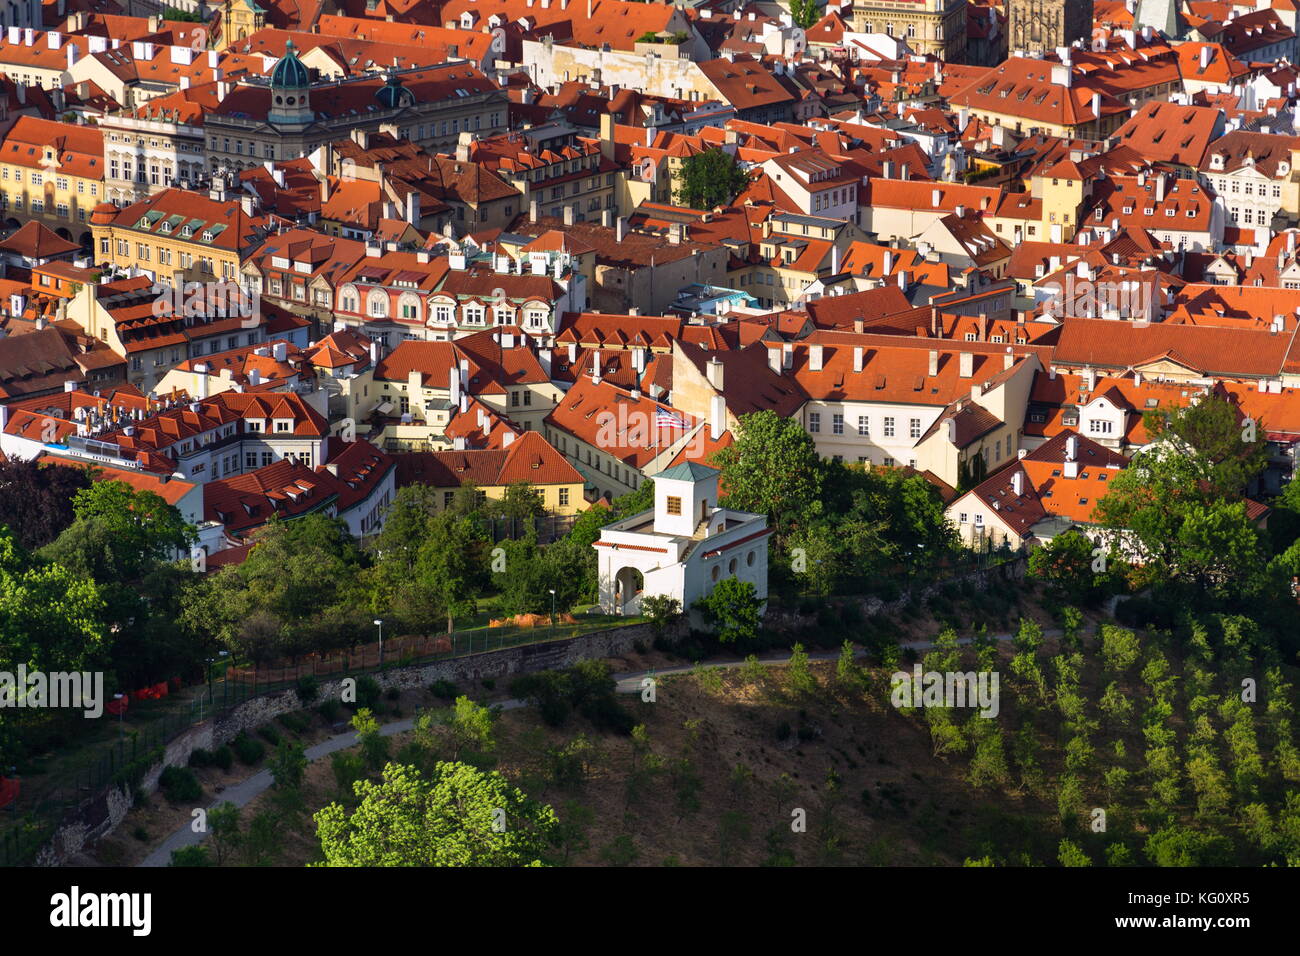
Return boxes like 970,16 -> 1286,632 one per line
1012,471 -> 1024,496
1066,435 -> 1078,461
1155,174 -> 1165,203
705,356 -> 724,391
1003,350 -> 1014,371
959,352 -> 973,378
530,199 -> 539,223
563,204 -> 575,226
809,344 -> 824,371
710,394 -> 725,441
928,349 -> 939,377
853,346 -> 864,372
616,217 -> 627,242
591,349 -> 601,384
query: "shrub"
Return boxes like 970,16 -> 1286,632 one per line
279,711 -> 311,734
429,679 -> 458,700
188,748 -> 212,768
169,845 -> 213,867
159,765 -> 202,803
385,686 -> 400,701
211,746 -> 234,771
480,678 -> 496,691
355,676 -> 382,710
295,674 -> 319,705
232,732 -> 266,765
318,698 -> 342,723
258,725 -> 281,747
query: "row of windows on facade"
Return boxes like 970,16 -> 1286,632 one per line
106,159 -> 205,185
542,175 -> 615,200
336,293 -> 552,328
103,238 -> 235,277
810,420 -> 1016,462
546,429 -> 641,491
0,194 -> 86,220
808,411 -> 926,438
0,169 -> 97,194
128,331 -> 260,370
860,21 -> 936,39
106,133 -> 203,153
193,447 -> 316,479
1028,410 -> 1115,434
709,550 -> 760,582
205,113 -> 505,159
380,387 -> 535,411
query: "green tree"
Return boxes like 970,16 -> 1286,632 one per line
0,458 -> 93,550
490,481 -> 545,523
695,577 -> 763,643
270,739 -> 308,791
674,147 -> 749,210
352,708 -> 389,771
0,528 -> 106,674
1143,391 -> 1268,499
208,801 -> 241,866
788,0 -> 821,29
183,513 -> 370,662
786,642 -> 816,697
712,409 -> 825,538
1058,839 -> 1092,867
446,695 -> 496,762
1028,531 -> 1109,601
1095,440 -> 1267,600
314,761 -> 557,866
641,594 -> 682,639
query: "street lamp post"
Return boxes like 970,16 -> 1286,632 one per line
374,619 -> 384,666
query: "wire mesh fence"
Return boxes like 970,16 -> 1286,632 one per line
0,614 -> 630,866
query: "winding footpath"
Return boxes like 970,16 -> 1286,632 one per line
138,624 -> 1088,866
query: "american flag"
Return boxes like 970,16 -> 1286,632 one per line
656,409 -> 689,430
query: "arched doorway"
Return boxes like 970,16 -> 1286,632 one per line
613,566 -> 644,616
55,227 -> 72,241
78,231 -> 92,253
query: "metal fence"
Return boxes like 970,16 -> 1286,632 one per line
0,615 -> 627,866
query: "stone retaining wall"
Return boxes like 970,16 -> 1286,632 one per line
35,621 -> 657,866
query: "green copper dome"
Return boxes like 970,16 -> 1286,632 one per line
376,72 -> 415,109
271,40 -> 309,89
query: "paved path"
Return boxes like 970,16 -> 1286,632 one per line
138,624 -> 1090,866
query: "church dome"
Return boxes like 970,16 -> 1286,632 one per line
271,40 -> 310,89
376,73 -> 414,110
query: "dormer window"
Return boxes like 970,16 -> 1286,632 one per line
202,230 -> 215,242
